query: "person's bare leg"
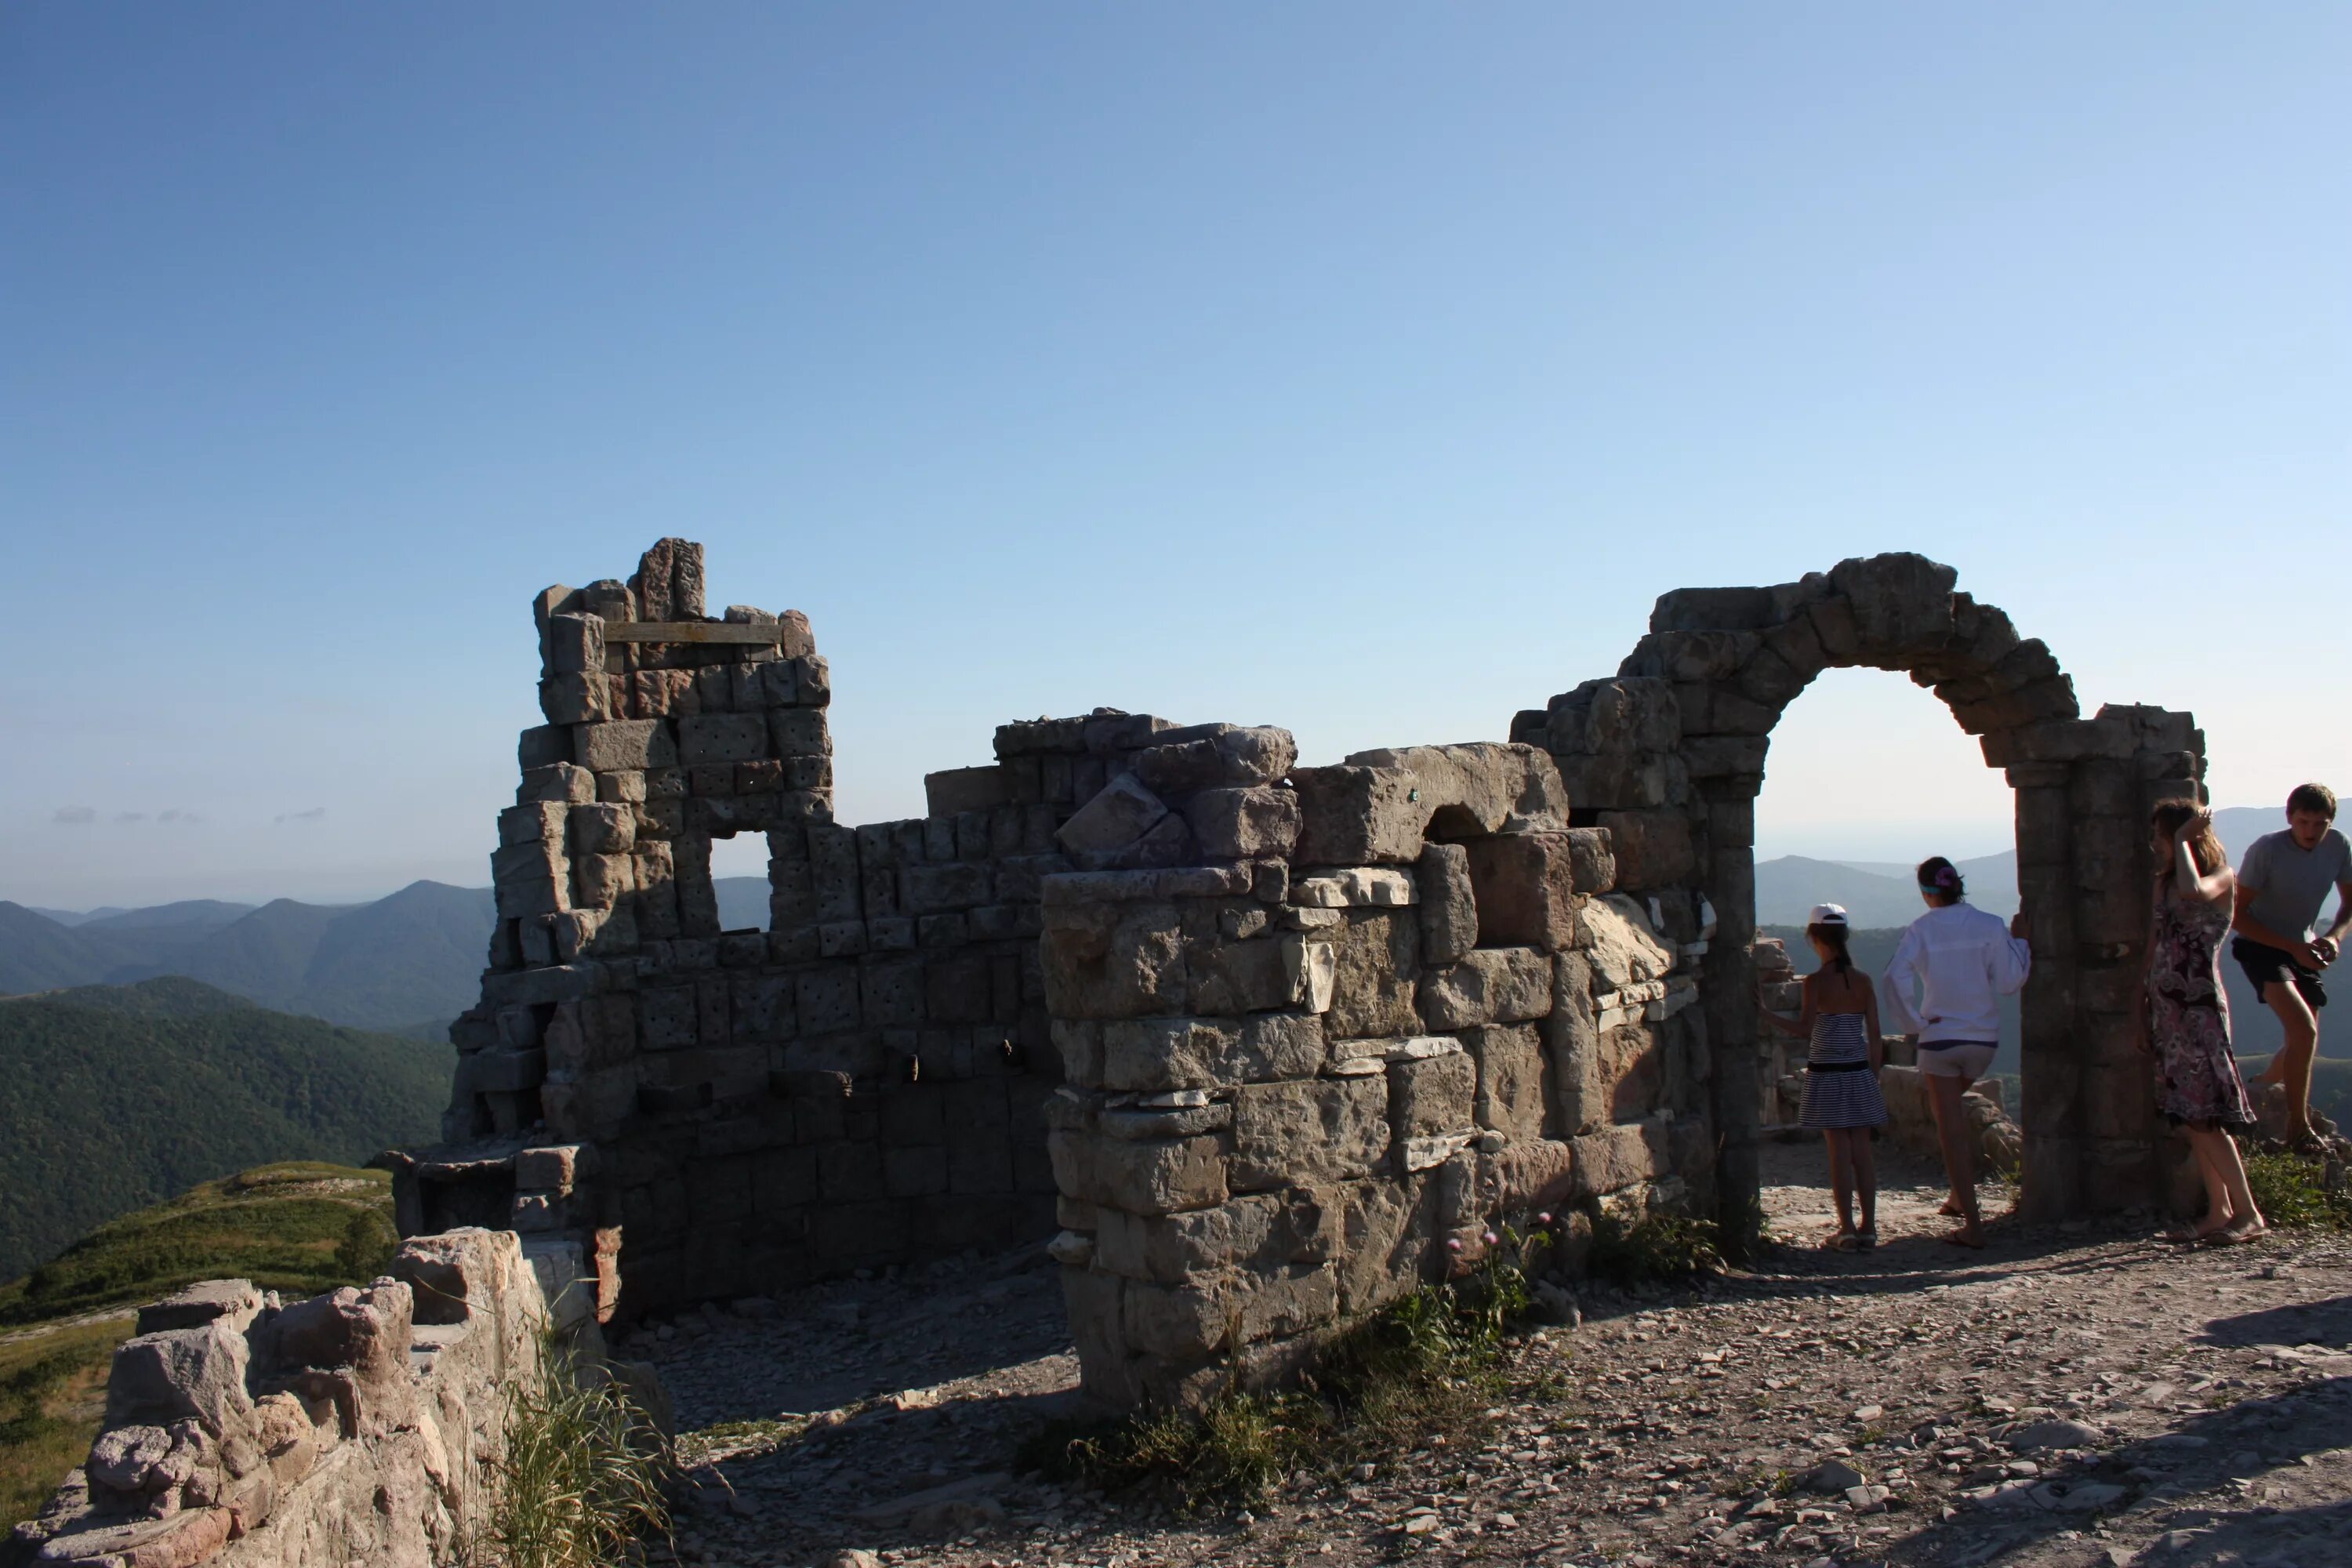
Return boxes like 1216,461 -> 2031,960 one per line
2186,1129 -> 2235,1236
1852,1133 -> 1878,1236
2205,1128 -> 2267,1236
1824,1131 -> 1855,1238
2263,982 -> 2320,1139
1930,1073 -> 1984,1246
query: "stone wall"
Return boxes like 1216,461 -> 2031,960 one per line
1512,554 -> 2204,1222
10,1229 -> 587,1568
1038,739 -> 1715,1408
390,543 -> 2198,1417
408,539 -> 1105,1318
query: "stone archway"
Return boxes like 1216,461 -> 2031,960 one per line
1512,553 -> 2206,1225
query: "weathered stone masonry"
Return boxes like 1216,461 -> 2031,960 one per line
1510,553 -> 2202,1225
399,543 -> 2197,1412
11,1230 -> 606,1568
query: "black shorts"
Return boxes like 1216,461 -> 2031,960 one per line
2234,938 -> 2328,1010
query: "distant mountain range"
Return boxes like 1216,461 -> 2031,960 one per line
3,805 -> 2310,1040
0,878 -> 774,1034
1755,806 -> 2278,928
1759,805 -> 2332,1072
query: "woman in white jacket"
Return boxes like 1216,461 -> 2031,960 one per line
1882,857 -> 2031,1248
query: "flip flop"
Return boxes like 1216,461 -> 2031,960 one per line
1856,1229 -> 1878,1254
1824,1232 -> 1860,1252
2160,1224 -> 2201,1243
1940,1231 -> 1985,1250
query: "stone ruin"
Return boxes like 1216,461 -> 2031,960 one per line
20,543 -> 2212,1568
1508,554 -> 2203,1224
11,1229 -> 617,1568
380,540 -> 2203,1415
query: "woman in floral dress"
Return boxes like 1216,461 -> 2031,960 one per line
2143,800 -> 2265,1243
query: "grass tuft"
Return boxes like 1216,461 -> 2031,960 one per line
2245,1151 -> 2352,1230
470,1346 -> 673,1568
1585,1210 -> 1722,1286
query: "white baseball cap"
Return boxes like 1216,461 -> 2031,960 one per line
1808,903 -> 1849,926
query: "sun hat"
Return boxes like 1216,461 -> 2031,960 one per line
1807,903 -> 1849,926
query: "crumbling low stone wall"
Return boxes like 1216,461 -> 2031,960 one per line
9,1229 -> 590,1568
1038,737 -> 1716,1408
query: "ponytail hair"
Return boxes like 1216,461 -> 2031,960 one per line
1806,920 -> 1854,975
1917,856 -> 1965,906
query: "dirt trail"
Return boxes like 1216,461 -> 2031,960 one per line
642,1142 -> 2352,1568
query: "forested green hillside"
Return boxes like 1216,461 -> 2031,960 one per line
0,1163 -> 398,1530
0,979 -> 445,1283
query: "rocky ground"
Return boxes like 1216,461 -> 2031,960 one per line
627,1142 -> 2352,1568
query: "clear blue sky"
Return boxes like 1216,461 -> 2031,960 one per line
2,5 -> 2344,907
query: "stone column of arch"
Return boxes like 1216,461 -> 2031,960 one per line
1513,553 -> 2205,1225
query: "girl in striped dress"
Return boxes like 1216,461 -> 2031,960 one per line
1762,904 -> 1889,1251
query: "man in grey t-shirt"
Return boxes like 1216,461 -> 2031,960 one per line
2233,782 -> 2352,1146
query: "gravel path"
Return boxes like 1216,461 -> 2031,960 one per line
637,1142 -> 2352,1568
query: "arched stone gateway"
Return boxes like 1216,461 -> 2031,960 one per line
1510,552 -> 2205,1225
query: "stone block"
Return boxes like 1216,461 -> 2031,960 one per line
1338,1176 -> 1438,1316
902,861 -> 992,914
520,762 -> 597,804
1465,1022 -> 1548,1140
1571,1123 -> 1664,1199
1185,786 -> 1301,859
543,610 -> 606,677
1094,1189 -> 1336,1284
771,708 -> 829,756
1230,1076 -> 1389,1190
1565,827 -> 1616,894
577,719 -> 678,771
1345,742 -> 1570,835
1290,765 -> 1425,865
1595,810 -> 1697,889
1324,910 -> 1420,1039
492,838 -> 570,918
1057,775 -> 1171,855
1465,832 -> 1577,951
499,800 -> 567,847
1547,677 -> 1680,754
926,765 -> 1010,815
1415,842 -> 1477,965
1650,585 -> 1777,633
568,801 -> 636,857
678,713 -> 769,764
1290,867 -> 1417,907
1419,948 -> 1553,1029
1051,1130 -> 1229,1215
519,723 -> 571,770
1040,902 -> 1188,1019
1828,552 -> 1958,657
539,671 -> 611,725
1102,1018 -> 1234,1092
1388,1051 -> 1475,1141
1549,750 -> 1682,811
1187,935 -> 1297,1014
1597,1022 -> 1667,1120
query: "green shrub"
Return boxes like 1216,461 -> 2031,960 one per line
333,1208 -> 398,1281
472,1348 -> 671,1568
2245,1152 -> 2352,1231
1586,1210 -> 1723,1286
